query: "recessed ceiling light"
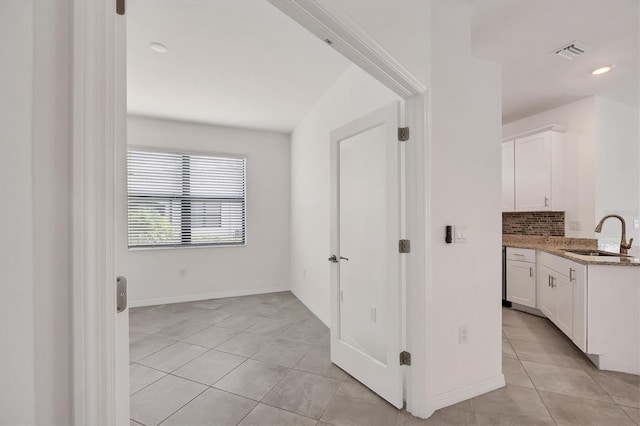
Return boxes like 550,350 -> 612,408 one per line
592,65 -> 614,75
150,42 -> 168,53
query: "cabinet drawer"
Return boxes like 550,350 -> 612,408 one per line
506,247 -> 536,263
539,251 -> 579,278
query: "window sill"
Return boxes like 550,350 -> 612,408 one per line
128,243 -> 246,252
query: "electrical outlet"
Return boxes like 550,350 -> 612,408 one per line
459,326 -> 469,344
569,220 -> 582,231
634,219 -> 639,229
370,306 -> 377,322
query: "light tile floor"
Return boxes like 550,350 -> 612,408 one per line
130,293 -> 640,425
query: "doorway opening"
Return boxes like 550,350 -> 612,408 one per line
72,2 -> 426,423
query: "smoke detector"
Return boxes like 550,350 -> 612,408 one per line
552,41 -> 590,60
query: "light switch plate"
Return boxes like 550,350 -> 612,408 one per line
453,225 -> 468,243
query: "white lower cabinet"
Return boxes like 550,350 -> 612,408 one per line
537,252 -> 587,351
571,264 -> 587,352
506,248 -> 536,308
538,265 -> 556,320
555,272 -> 573,338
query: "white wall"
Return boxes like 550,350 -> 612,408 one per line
290,0 -> 504,411
503,97 -> 598,238
0,1 -> 72,424
594,97 -> 640,247
0,2 -> 36,423
289,64 -> 401,324
32,1 -> 72,422
428,0 -> 504,406
127,116 -> 291,305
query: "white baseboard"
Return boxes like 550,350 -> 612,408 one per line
129,286 -> 290,308
289,287 -> 330,327
429,374 -> 505,415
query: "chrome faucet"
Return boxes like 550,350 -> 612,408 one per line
594,214 -> 633,255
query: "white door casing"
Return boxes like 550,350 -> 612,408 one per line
114,2 -> 130,423
73,0 -> 430,421
330,102 -> 404,408
72,1 -> 129,424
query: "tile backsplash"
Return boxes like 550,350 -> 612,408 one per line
503,212 -> 565,236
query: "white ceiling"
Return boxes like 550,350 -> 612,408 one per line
471,0 -> 639,123
127,0 -> 349,133
129,0 -> 639,129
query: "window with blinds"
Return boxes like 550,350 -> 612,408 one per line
127,150 -> 246,248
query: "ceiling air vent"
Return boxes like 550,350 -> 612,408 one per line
552,41 -> 591,60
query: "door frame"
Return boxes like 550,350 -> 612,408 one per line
71,0 -> 432,422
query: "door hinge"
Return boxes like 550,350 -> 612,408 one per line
116,276 -> 128,313
400,351 -> 411,366
116,0 -> 125,15
399,239 -> 411,253
398,127 -> 410,142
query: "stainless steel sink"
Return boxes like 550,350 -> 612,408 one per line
564,249 -> 631,257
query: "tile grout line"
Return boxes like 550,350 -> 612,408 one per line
220,359 -> 345,422
136,343 -> 213,379
129,362 -> 169,397
507,329 -> 624,407
155,385 -> 210,426
131,295 -> 385,425
504,308 -> 639,424
130,300 -> 272,420
316,376 -> 343,424
130,294 -> 299,425
130,334 -> 179,363
619,405 -> 639,425
505,317 -> 560,425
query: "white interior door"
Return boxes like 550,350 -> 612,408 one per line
330,102 -> 403,408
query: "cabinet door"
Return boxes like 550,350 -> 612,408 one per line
502,141 -> 515,212
571,264 -> 587,352
515,132 -> 551,211
538,266 -> 556,320
506,260 -> 535,308
554,273 -> 573,338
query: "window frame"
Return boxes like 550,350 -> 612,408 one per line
126,146 -> 247,250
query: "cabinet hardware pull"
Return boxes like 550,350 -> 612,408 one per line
569,268 -> 575,281
544,197 -> 549,207
530,267 -> 533,277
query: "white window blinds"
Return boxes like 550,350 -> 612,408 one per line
127,150 -> 246,248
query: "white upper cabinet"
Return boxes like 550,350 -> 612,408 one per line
515,132 -> 552,211
501,141 -> 515,212
502,125 -> 567,212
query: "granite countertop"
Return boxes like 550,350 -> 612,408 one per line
503,235 -> 640,267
